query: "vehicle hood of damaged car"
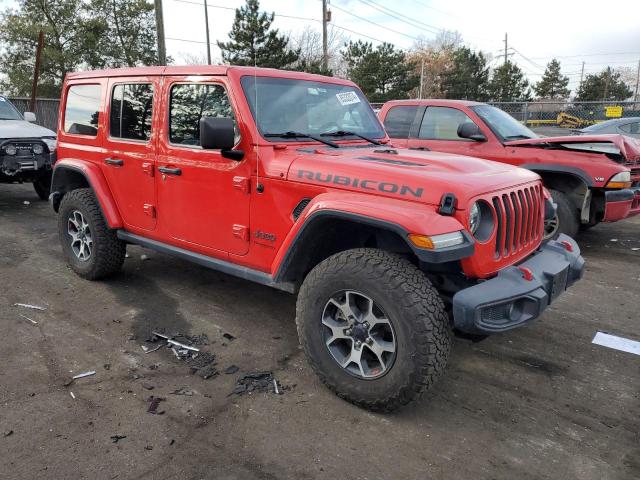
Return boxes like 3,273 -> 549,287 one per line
0,120 -> 56,139
287,144 -> 541,208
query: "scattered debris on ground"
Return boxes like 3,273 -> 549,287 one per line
144,445 -> 153,451
222,333 -> 235,341
147,396 -> 165,415
146,331 -> 218,379
4,430 -> 13,437
110,435 -> 126,443
170,387 -> 193,396
224,365 -> 239,375
73,371 -> 96,380
14,303 -> 46,311
141,382 -> 154,391
18,314 -> 38,325
230,372 -> 289,396
69,392 -> 76,399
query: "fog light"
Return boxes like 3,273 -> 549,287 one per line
5,144 -> 16,156
32,143 -> 44,155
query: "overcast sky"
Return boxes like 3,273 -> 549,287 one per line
1,0 -> 639,92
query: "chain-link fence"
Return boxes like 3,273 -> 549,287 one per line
489,100 -> 640,135
7,97 -> 60,131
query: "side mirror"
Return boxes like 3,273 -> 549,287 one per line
457,122 -> 486,142
200,116 -> 236,150
24,111 -> 36,123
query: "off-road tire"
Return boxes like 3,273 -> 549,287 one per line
58,188 -> 126,279
296,248 -> 451,412
550,189 -> 579,239
33,172 -> 52,201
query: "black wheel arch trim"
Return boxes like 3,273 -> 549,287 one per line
274,209 -> 475,283
519,163 -> 594,187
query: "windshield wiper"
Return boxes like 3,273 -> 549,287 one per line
321,130 -> 381,145
264,131 -> 339,148
504,134 -> 533,140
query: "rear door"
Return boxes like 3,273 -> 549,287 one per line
102,77 -> 158,231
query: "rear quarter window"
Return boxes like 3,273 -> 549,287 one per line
383,106 -> 418,139
64,84 -> 102,136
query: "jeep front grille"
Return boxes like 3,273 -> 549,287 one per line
491,185 -> 543,259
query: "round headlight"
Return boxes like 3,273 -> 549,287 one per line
5,144 -> 17,156
32,143 -> 44,155
469,202 -> 481,234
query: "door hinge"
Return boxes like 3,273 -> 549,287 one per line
232,176 -> 250,194
232,224 -> 249,242
142,162 -> 155,177
143,204 -> 156,218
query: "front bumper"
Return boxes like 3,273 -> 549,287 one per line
452,234 -> 584,334
0,152 -> 55,178
602,188 -> 640,221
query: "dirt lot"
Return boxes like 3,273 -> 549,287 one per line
1,183 -> 639,480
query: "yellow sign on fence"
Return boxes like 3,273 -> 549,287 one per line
605,106 -> 623,118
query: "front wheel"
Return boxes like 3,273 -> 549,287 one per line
296,248 -> 451,412
57,188 -> 126,279
545,189 -> 579,240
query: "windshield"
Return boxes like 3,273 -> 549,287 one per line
0,97 -> 24,120
241,76 -> 385,141
471,105 -> 538,141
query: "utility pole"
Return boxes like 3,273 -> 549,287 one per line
154,0 -> 167,65
30,31 -> 44,113
322,0 -> 329,71
503,32 -> 508,65
204,0 -> 212,65
578,61 -> 585,93
634,59 -> 640,103
419,59 -> 424,99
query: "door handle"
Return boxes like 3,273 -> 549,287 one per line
105,158 -> 124,166
158,166 -> 182,176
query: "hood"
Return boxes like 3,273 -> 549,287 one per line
288,146 -> 540,208
505,134 -> 640,164
0,120 -> 56,139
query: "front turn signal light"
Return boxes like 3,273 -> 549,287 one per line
409,231 -> 465,250
606,171 -> 632,189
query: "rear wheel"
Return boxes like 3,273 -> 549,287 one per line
57,188 -> 126,279
546,189 -> 579,239
296,248 -> 451,412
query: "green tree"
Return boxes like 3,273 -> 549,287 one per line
0,0 -> 159,97
441,46 -> 489,101
217,0 -> 299,68
575,67 -> 633,101
87,0 -> 158,68
0,0 -> 96,96
533,59 -> 570,99
488,61 -> 531,101
342,41 -> 418,102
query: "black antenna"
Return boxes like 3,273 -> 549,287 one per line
254,55 -> 264,193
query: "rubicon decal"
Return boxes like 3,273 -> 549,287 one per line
297,170 -> 424,198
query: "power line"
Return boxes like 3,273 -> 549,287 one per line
352,0 -> 441,35
329,2 -> 421,42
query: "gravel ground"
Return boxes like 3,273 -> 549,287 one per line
1,183 -> 639,480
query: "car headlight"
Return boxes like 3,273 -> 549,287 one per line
42,138 -> 57,153
4,144 -> 17,156
606,171 -> 631,189
32,143 -> 44,155
469,202 -> 480,234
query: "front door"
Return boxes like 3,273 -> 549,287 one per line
102,77 -> 158,231
156,79 -> 251,255
407,106 -> 496,159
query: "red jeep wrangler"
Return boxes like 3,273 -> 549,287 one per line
379,100 -> 640,239
50,67 -> 584,411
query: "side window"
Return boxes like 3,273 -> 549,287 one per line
169,83 -> 239,146
64,84 -> 102,136
419,106 -> 476,141
110,83 -> 154,141
383,106 -> 418,138
620,122 -> 639,135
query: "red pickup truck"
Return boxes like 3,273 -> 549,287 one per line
379,100 -> 640,238
50,67 -> 583,411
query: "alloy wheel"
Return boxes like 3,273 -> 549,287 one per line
67,210 -> 93,261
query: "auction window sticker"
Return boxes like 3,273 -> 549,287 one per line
336,91 -> 361,106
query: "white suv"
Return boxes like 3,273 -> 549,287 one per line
0,96 -> 57,199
